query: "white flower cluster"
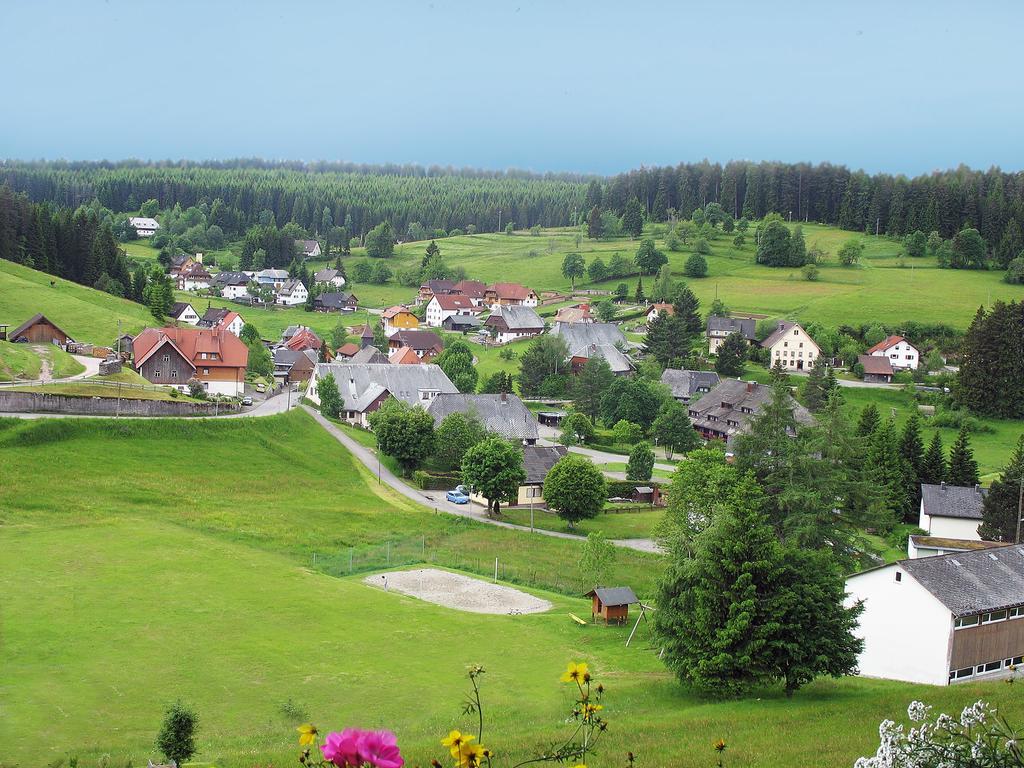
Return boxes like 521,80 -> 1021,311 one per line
854,700 -> 1020,768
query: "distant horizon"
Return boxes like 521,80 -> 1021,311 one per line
3,1 -> 1023,176
4,154 -> 1022,181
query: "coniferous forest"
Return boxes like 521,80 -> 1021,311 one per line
2,159 -> 1024,265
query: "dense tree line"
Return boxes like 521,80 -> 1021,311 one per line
957,300 -> 1024,417
4,159 -> 1024,260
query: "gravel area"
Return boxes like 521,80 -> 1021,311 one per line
363,568 -> 552,615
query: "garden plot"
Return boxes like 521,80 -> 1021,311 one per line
364,568 -> 552,615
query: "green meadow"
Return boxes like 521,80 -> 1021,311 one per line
3,410 -> 1023,767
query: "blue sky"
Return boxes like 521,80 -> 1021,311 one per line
2,0 -> 1022,176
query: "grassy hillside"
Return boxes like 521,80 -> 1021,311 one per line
3,411 -> 1022,767
0,340 -> 42,380
0,259 -> 155,343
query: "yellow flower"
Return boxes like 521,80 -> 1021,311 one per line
714,738 -> 727,753
296,723 -> 318,746
442,730 -> 473,749
454,742 -> 487,767
560,662 -> 590,684
582,702 -> 604,720
572,764 -> 588,768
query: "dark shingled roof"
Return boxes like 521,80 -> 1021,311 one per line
522,444 -> 568,484
660,369 -> 721,401
707,315 -> 757,340
858,354 -> 893,376
902,544 -> 1024,617
427,393 -> 540,441
921,483 -> 988,520
586,587 -> 639,606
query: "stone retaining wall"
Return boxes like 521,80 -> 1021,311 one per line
0,390 -> 241,417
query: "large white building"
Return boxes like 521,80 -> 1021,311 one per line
846,545 -> 1024,686
761,321 -> 821,371
129,216 -> 161,237
275,279 -> 308,306
866,335 -> 920,371
424,294 -> 480,328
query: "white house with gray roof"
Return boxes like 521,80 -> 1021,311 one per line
919,482 -> 988,540
846,544 -> 1024,685
306,362 -> 458,427
707,315 -> 757,354
484,304 -> 544,344
550,322 -> 632,374
427,393 -> 539,444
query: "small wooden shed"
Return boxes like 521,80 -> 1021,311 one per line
9,313 -> 72,345
585,586 -> 639,625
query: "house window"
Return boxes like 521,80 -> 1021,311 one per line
154,370 -> 161,378
983,610 -> 1008,624
201,353 -> 207,360
203,368 -> 210,375
949,666 -> 975,680
784,341 -> 789,348
170,370 -> 178,379
955,615 -> 980,629
793,329 -> 798,335
163,354 -> 170,362
1010,607 -> 1024,619
894,571 -> 902,583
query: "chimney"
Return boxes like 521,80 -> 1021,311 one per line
941,481 -> 946,491
501,392 -> 508,403
778,321 -> 785,331
746,381 -> 755,393
975,484 -> 981,494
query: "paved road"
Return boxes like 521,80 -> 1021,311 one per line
554,443 -> 676,473
301,405 -> 663,554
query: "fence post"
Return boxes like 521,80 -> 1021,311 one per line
387,541 -> 391,566
494,557 -> 498,583
421,535 -> 426,559
313,552 -> 317,568
349,547 -> 354,573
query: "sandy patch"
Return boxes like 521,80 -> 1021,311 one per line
363,568 -> 552,615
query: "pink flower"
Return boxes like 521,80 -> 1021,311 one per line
356,730 -> 404,768
320,729 -> 362,767
320,728 -> 404,768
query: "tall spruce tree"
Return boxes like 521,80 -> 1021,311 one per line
864,419 -> 910,521
622,197 -> 644,238
920,432 -> 947,486
856,403 -> 881,437
899,414 -> 926,512
978,436 -> 1024,542
948,427 -> 980,486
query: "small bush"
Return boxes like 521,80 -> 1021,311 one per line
928,408 -> 994,434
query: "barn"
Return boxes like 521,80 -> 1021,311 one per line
585,586 -> 639,625
9,313 -> 72,345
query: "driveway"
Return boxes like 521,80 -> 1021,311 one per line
0,352 -> 101,388
302,405 -> 664,554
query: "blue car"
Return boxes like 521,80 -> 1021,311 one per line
446,489 -> 470,504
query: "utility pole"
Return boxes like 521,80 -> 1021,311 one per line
497,208 -> 501,233
876,217 -> 880,236
1013,476 -> 1024,544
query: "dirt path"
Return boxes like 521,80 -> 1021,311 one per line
30,345 -> 54,382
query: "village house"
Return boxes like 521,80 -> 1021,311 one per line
468,444 -> 567,508
313,268 -> 346,289
484,282 -> 539,310
858,354 -> 894,383
688,379 -> 814,444
417,279 -> 456,305
275,279 -> 308,306
350,346 -> 389,364
646,303 -> 674,325
660,369 -> 721,403
424,294 -> 482,327
387,329 -> 444,360
306,362 -> 458,427
451,279 -> 488,306
427,392 -> 540,444
867,334 -> 920,371
336,342 -> 361,360
132,326 -> 248,396
255,269 -> 290,290
129,216 -> 160,237
919,482 -> 988,541
198,308 -> 245,337
212,271 -> 252,300
273,347 -> 317,383
313,291 -> 358,312
554,304 -> 592,324
297,239 -> 322,259
169,302 -> 201,326
283,326 -> 329,360
388,346 -> 421,365
382,305 -> 420,336
761,321 -> 821,371
175,262 -> 213,292
485,304 -> 545,345
845,544 -> 1024,685
550,321 -> 632,374
8,313 -> 72,346
907,536 -> 1007,560
707,315 -> 757,354
442,314 -> 482,333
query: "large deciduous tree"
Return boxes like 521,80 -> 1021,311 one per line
543,454 -> 606,528
461,435 -> 526,516
434,340 -> 478,393
368,399 -> 435,476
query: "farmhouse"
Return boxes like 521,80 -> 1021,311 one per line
761,321 -> 821,371
469,444 -> 567,508
688,379 -> 814,444
550,321 -> 632,374
8,314 -> 72,345
451,279 -> 488,306
198,308 -> 245,337
646,303 -> 674,324
845,545 -> 1024,685
284,326 -> 328,360
427,392 -> 540,444
275,279 -> 308,306
255,269 -> 290,290
485,304 -> 544,345
128,216 -> 160,237
313,291 -> 358,312
388,346 -> 421,365
132,326 -> 248,396
273,347 -> 316,383
424,294 -> 482,327
297,239 -> 322,259
586,587 -> 639,625
867,335 -> 920,371
382,305 -> 420,336
485,282 -> 539,310
313,268 -> 346,289
417,279 -> 456,305
387,329 -> 444,360
350,346 -> 389,364
336,342 -> 361,360
918,482 -> 988,540
858,354 -> 894,383
169,302 -> 201,326
175,262 -> 212,292
212,271 -> 252,299
707,315 -> 757,354
554,305 -> 592,324
660,369 -> 721,403
306,362 -> 458,427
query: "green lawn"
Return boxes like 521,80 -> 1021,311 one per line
4,410 -> 1024,767
499,505 -> 663,539
0,340 -> 43,380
